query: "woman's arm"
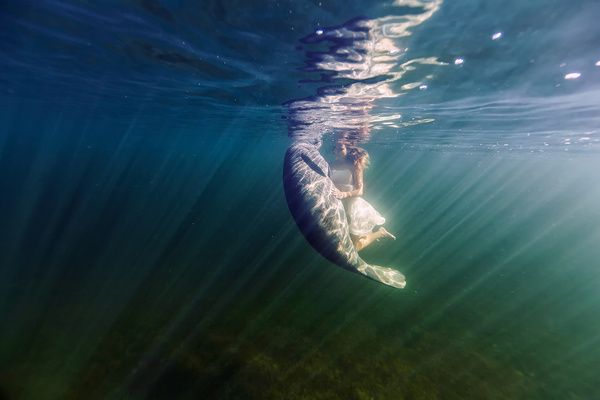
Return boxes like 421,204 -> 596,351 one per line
339,165 -> 363,199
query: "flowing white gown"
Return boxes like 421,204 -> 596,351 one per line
331,165 -> 385,236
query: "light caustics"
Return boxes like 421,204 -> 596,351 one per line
285,0 -> 445,144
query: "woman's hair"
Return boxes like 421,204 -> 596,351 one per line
346,146 -> 370,168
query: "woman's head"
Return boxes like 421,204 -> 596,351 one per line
345,146 -> 369,168
334,141 -> 348,158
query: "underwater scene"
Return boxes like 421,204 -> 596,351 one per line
1,0 -> 600,399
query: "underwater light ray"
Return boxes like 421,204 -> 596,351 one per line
397,157 -> 506,256
402,169 -> 600,380
16,132 -> 209,397
114,222 -> 306,397
119,126 -> 248,270
208,224 -> 313,340
427,164 -> 553,268
422,194 -> 579,333
0,113 -> 122,394
188,256 -> 341,389
9,112 -> 101,279
391,157 -> 517,272
405,158 -> 500,246
5,135 -> 124,398
24,107 -> 255,397
384,158 -> 564,347
379,154 -> 458,228
104,180 -> 255,391
105,138 -> 292,395
0,111 -> 66,277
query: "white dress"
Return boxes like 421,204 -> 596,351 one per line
330,165 -> 386,236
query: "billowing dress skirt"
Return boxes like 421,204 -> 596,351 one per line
331,166 -> 386,236
344,196 -> 386,236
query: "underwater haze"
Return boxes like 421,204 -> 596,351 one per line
1,0 -> 600,399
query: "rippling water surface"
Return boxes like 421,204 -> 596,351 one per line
1,1 -> 599,399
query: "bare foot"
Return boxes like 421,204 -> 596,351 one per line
379,227 -> 396,241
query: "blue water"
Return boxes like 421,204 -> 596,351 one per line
1,1 -> 600,399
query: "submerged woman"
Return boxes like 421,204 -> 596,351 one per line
331,142 -> 396,251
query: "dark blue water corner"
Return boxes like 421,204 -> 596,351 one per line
1,0 -> 600,399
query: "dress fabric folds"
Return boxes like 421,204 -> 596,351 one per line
330,166 -> 386,236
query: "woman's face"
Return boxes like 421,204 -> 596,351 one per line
335,143 -> 347,158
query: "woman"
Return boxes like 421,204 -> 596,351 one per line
331,142 -> 396,251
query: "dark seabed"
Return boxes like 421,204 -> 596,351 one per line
1,1 -> 600,399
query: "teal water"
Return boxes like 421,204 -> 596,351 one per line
1,1 -> 600,399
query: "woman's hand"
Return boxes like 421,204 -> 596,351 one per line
332,187 -> 346,199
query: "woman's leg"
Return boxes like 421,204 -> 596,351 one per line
352,228 -> 395,251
